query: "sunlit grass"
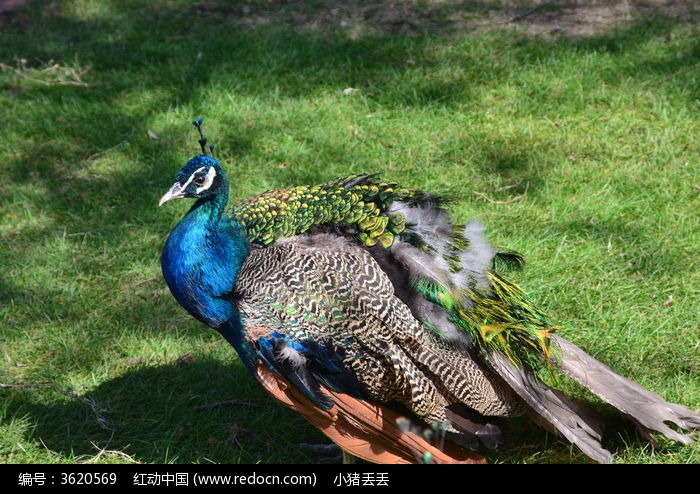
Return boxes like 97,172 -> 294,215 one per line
1,0 -> 698,464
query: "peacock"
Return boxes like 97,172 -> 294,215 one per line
158,120 -> 700,463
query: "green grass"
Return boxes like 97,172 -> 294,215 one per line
1,0 -> 698,464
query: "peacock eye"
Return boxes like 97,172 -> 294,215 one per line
193,175 -> 206,185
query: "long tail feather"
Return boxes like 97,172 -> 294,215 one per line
488,351 -> 613,463
553,335 -> 700,444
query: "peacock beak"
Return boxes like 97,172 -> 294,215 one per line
159,182 -> 186,206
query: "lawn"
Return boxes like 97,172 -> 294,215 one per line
0,0 -> 698,464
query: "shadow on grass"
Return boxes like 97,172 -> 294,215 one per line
3,358 -> 330,463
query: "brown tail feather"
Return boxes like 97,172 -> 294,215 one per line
254,365 -> 485,464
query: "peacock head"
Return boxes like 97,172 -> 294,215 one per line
158,155 -> 226,206
159,119 -> 227,206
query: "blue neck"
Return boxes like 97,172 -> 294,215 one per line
161,185 -> 251,353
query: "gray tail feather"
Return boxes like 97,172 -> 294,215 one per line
489,336 -> 700,463
552,335 -> 700,445
489,352 -> 614,463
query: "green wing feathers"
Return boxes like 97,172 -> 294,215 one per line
231,174 -> 416,248
417,275 -> 559,369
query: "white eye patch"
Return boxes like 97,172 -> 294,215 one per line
181,166 -> 206,191
196,166 -> 217,194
